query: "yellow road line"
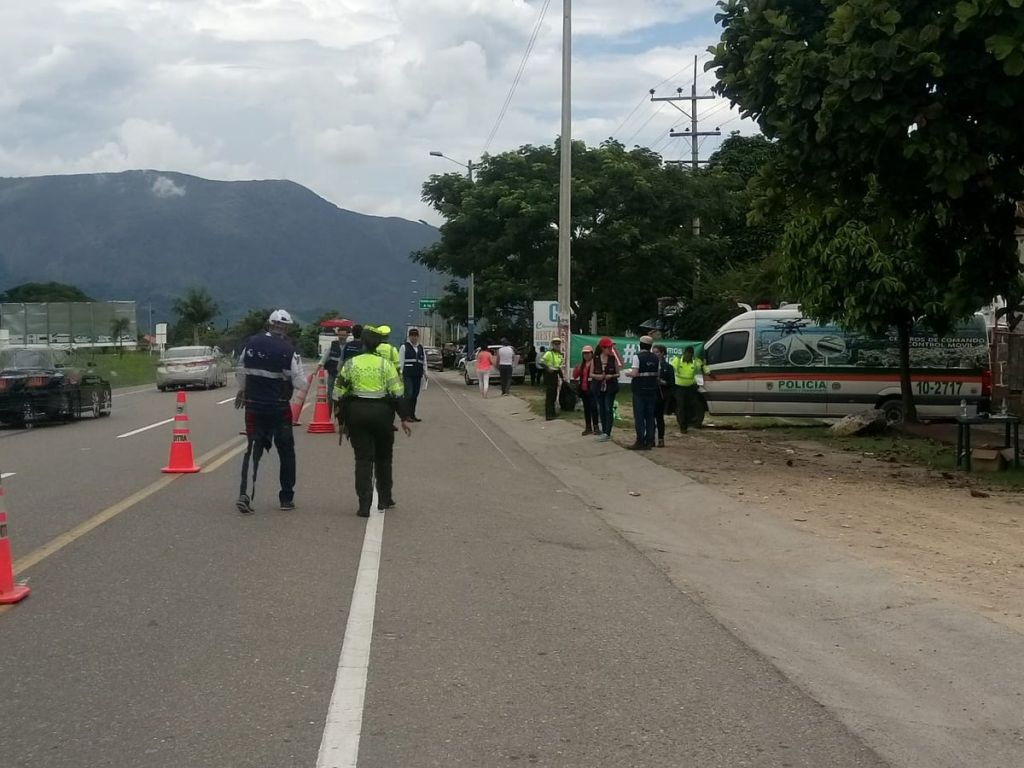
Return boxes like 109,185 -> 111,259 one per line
10,435 -> 245,577
200,441 -> 249,475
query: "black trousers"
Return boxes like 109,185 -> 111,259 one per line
632,389 -> 657,447
544,371 -> 560,418
346,399 -> 395,513
529,363 -> 540,386
403,374 -> 423,417
676,385 -> 699,432
498,365 -> 513,394
655,391 -> 667,440
240,406 -> 295,503
580,389 -> 597,431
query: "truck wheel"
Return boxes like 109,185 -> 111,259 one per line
880,399 -> 905,425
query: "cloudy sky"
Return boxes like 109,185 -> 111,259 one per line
0,0 -> 754,223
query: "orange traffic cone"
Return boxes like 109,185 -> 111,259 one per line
0,478 -> 30,605
291,371 -> 315,425
307,369 -> 337,434
162,391 -> 201,473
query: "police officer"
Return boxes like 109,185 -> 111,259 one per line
235,309 -> 307,513
539,338 -> 564,421
671,345 -> 709,433
374,325 -> 402,367
324,320 -> 351,396
333,326 -> 413,517
625,335 -> 660,450
399,327 -> 427,421
341,323 -> 364,364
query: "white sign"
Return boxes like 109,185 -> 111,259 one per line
533,300 -> 559,353
155,322 -> 168,346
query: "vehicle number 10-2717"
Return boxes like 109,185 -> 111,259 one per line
914,381 -> 963,396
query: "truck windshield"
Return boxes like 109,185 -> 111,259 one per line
0,349 -> 55,370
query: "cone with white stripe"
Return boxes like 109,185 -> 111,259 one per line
307,368 -> 336,434
162,391 -> 201,473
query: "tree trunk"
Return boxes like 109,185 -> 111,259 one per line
897,318 -> 918,422
193,325 -> 200,345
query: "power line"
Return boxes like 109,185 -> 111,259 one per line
482,0 -> 553,155
611,92 -> 650,139
624,104 -> 665,146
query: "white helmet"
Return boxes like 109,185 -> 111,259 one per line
268,309 -> 294,326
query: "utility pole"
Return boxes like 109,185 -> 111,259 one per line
466,160 -> 477,359
557,0 -> 572,370
650,54 -> 721,293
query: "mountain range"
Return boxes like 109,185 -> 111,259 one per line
0,170 -> 440,330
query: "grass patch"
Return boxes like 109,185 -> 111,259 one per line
76,350 -> 158,388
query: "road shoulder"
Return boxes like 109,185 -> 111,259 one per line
444,377 -> 1024,768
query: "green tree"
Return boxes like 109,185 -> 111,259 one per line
414,139 -> 700,336
172,288 -> 220,345
110,317 -> 132,357
710,0 -> 1024,419
0,282 -> 94,302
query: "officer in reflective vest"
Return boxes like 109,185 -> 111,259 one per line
399,327 -> 428,421
625,335 -> 660,450
333,326 -> 413,517
539,338 -> 564,421
374,325 -> 402,367
670,345 -> 709,433
234,309 -> 307,513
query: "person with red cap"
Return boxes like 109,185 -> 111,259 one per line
572,345 -> 597,435
590,336 -> 621,442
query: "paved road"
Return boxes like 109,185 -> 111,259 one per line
1,378 -> 888,767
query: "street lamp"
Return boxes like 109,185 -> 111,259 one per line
430,150 -> 477,357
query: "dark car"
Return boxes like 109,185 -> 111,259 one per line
425,346 -> 444,371
0,346 -> 112,426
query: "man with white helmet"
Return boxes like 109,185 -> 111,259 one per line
234,309 -> 307,513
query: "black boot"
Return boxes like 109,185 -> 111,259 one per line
355,459 -> 373,517
376,461 -> 395,511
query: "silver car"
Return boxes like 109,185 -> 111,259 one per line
156,346 -> 231,391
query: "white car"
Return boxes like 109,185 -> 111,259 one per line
463,345 -> 526,385
156,346 -> 232,391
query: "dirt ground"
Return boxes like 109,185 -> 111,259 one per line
642,425 -> 1024,635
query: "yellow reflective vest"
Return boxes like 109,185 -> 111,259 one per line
540,349 -> 563,371
670,357 -> 708,386
374,343 -> 401,367
334,353 -> 404,401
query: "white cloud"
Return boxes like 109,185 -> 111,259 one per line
151,174 -> 187,198
0,1 -> 758,220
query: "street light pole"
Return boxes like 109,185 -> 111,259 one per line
556,0 -> 572,369
429,151 -> 477,358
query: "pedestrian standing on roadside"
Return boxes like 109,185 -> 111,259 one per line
526,345 -> 539,386
572,345 -> 597,435
496,337 -> 516,396
476,344 -> 494,398
333,326 -> 413,517
234,309 -> 307,514
653,344 -> 674,448
671,345 -> 709,433
539,338 -> 564,420
590,337 -> 620,441
625,335 -> 659,450
399,327 -> 428,421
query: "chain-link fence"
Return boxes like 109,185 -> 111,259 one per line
0,302 -> 137,348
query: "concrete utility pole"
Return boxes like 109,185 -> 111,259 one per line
556,0 -> 572,370
429,151 -> 477,358
650,54 -> 721,292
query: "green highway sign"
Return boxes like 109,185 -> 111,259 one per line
418,298 -> 438,310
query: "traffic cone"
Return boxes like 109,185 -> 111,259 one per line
291,371 -> 316,425
162,391 -> 201,473
307,369 -> 337,434
0,479 -> 30,605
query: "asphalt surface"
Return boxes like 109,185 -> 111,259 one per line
1,376 -> 889,767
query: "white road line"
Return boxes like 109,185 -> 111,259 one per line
111,384 -> 158,398
316,488 -> 384,768
116,418 -> 174,439
1,472 -> 15,480
438,381 -> 518,470
217,396 -> 235,405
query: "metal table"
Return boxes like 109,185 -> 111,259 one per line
955,414 -> 1021,471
